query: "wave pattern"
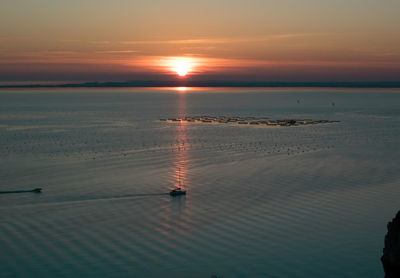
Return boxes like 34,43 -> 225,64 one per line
1,89 -> 400,278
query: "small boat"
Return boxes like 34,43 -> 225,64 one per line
170,187 -> 186,196
170,168 -> 186,196
0,188 -> 42,194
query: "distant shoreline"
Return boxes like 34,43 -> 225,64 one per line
1,81 -> 400,89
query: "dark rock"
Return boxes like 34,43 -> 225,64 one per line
382,211 -> 400,278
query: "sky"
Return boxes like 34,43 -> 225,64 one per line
1,0 -> 400,84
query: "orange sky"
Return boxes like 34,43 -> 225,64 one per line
1,0 -> 400,83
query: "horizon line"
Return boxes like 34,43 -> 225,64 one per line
1,80 -> 400,89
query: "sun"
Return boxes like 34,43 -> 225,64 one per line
156,56 -> 200,77
174,59 -> 190,77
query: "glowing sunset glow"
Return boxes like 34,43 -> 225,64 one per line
162,57 -> 198,77
150,56 -> 211,77
1,1 -> 400,84
175,60 -> 190,77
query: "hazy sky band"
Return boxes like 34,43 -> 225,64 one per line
1,0 -> 399,83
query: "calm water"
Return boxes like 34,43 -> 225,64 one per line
0,88 -> 399,278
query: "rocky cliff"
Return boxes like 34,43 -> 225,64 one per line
382,211 -> 400,278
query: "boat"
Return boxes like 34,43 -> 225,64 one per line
170,187 -> 186,196
0,188 -> 42,194
170,168 -> 186,196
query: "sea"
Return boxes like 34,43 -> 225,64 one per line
0,87 -> 399,278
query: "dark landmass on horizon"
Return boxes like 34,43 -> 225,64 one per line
382,210 -> 400,278
1,81 -> 400,89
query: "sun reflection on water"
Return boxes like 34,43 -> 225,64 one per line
172,91 -> 189,191
165,89 -> 190,223
177,87 -> 188,92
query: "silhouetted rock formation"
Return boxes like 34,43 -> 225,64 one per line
382,211 -> 400,278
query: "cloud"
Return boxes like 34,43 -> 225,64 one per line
119,33 -> 326,45
57,39 -> 82,43
180,46 -> 218,51
95,50 -> 138,54
91,41 -> 112,45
